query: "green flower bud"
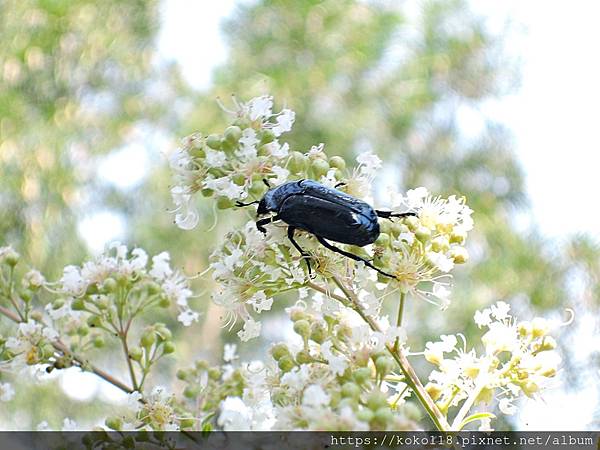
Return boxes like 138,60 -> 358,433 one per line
52,298 -> 65,310
208,367 -> 221,380
176,369 -> 191,381
3,248 -> 20,266
375,356 -> 394,377
217,196 -> 235,210
338,398 -> 358,411
341,382 -> 361,399
195,360 -> 209,371
278,356 -> 295,372
220,138 -> 235,152
375,233 -> 390,247
309,323 -> 327,344
201,188 -> 214,197
373,407 -> 393,426
20,290 -> 32,303
271,343 -> 290,361
105,416 -> 123,431
415,226 -> 431,242
403,402 -> 422,421
30,310 -> 44,322
87,315 -> 101,328
77,325 -> 90,337
328,156 -> 346,171
158,295 -> 170,308
71,298 -> 85,311
295,350 -> 313,364
96,295 -> 110,310
206,134 -> 222,149
293,320 -> 311,339
122,436 -> 136,449
356,409 -> 374,423
336,323 -> 353,342
183,385 -> 200,399
449,246 -> 468,264
162,341 -> 175,354
367,391 -> 388,411
311,159 -> 330,178
156,325 -> 172,341
259,129 -> 275,144
224,125 -> 242,144
288,151 -> 308,174
289,308 -> 308,322
404,216 -> 420,232
129,347 -> 143,361
140,330 -> 156,348
102,277 -> 118,293
93,336 -> 105,348
179,417 -> 196,429
249,181 -> 267,197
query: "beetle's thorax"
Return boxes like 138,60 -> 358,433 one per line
257,181 -> 305,215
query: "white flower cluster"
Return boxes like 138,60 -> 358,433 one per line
169,95 -> 296,230
57,242 -> 198,327
4,319 -> 58,366
424,301 -> 560,427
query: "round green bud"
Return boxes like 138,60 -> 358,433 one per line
403,401 -> 422,421
232,173 -> 246,186
195,359 -> 209,371
77,325 -> 90,337
122,436 -> 136,449
176,369 -> 191,381
260,129 -> 276,144
140,331 -> 156,348
375,356 -> 394,376
249,181 -> 267,197
373,407 -> 393,426
289,308 -> 308,322
216,196 -> 235,210
293,320 -> 311,339
278,356 -> 295,373
183,385 -> 200,399
338,398 -> 358,411
86,315 -> 101,328
105,416 -> 123,431
208,367 -> 221,380
356,409 -> 374,423
29,310 -> 43,322
102,278 -> 118,293
375,233 -> 390,247
158,295 -> 170,308
390,221 -> 404,237
288,151 -> 308,174
201,188 -> 214,198
3,249 -> 19,267
353,367 -> 372,384
309,323 -> 327,344
162,341 -> 175,354
415,226 -> 431,242
404,216 -> 420,232
341,382 -> 361,399
271,343 -> 290,361
378,219 -> 392,234
52,298 -> 65,310
295,350 -> 313,365
96,296 -> 110,310
129,346 -> 143,361
206,134 -> 222,149
367,391 -> 388,411
156,326 -> 172,341
20,290 -> 32,302
311,159 -> 330,178
220,138 -> 235,152
93,336 -> 105,348
328,156 -> 346,171
224,126 -> 242,144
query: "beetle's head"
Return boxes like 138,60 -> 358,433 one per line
256,197 -> 269,216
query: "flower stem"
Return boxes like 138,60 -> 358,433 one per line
393,291 -> 406,352
309,277 -> 450,432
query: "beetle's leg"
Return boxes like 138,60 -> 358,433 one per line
287,227 -> 314,278
262,178 -> 272,188
315,236 -> 396,279
235,200 -> 260,207
256,214 -> 280,234
375,210 -> 417,220
334,181 -> 346,189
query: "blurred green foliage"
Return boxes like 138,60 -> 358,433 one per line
0,0 -> 598,429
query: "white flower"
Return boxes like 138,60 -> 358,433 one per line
62,418 -> 78,431
36,421 -> 50,431
248,292 -> 273,313
237,317 -> 261,342
270,165 -> 290,186
237,128 -> 258,160
424,334 -> 457,366
24,270 -> 45,288
427,251 -> 454,273
205,149 -> 227,168
482,322 -> 519,354
356,151 -> 382,176
272,109 -> 295,136
170,185 -> 199,230
320,341 -> 348,375
265,141 -> 289,158
223,343 -> 237,363
60,265 -> 86,296
248,95 -> 273,121
0,382 -> 15,402
218,397 -> 253,430
150,252 -> 172,280
302,384 -> 330,408
491,301 -> 510,321
474,308 -> 492,328
204,176 -> 247,200
499,398 -> 517,415
162,272 -> 192,306
177,308 -> 199,327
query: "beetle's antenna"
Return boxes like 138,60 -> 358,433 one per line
262,178 -> 272,188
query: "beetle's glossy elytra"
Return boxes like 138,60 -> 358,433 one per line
238,179 -> 416,278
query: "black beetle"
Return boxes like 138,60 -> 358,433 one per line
236,179 -> 416,278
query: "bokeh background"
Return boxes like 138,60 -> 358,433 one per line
1,0 -> 599,430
